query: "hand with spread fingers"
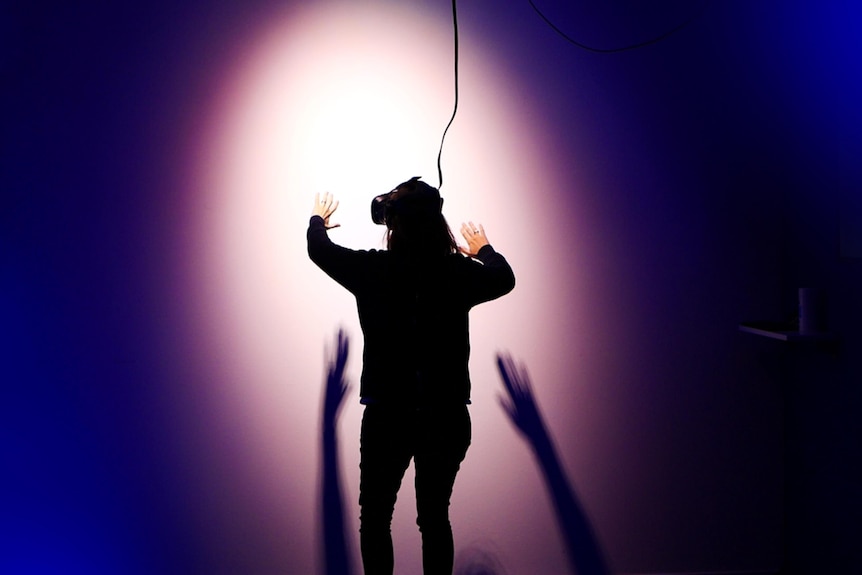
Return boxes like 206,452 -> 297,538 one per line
459,221 -> 489,257
312,192 -> 341,230
495,351 -> 610,575
496,353 -> 546,440
324,328 -> 351,426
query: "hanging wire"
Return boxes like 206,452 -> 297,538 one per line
528,0 -> 710,54
434,1 -> 709,188
436,0 -> 459,190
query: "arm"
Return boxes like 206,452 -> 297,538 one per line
458,222 -> 515,305
497,354 -> 609,575
307,193 -> 366,293
320,329 -> 355,575
469,244 -> 516,304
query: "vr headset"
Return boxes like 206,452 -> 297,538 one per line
371,177 -> 443,225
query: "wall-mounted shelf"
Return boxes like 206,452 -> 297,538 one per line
739,321 -> 836,342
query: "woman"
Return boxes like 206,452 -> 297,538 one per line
307,177 -> 515,575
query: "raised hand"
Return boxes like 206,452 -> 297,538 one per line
312,192 -> 341,230
459,221 -> 489,257
496,352 -> 610,575
496,353 -> 546,441
320,328 -> 355,575
323,328 -> 350,426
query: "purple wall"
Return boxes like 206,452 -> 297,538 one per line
4,1 -> 860,573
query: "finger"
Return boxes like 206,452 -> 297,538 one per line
511,358 -> 529,398
328,199 -> 340,216
496,352 -> 510,375
496,354 -> 506,380
338,329 -> 348,357
498,395 -> 517,421
335,332 -> 348,368
511,368 -> 527,398
497,354 -> 515,393
517,360 -> 532,392
478,224 -> 486,238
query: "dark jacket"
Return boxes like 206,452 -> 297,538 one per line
307,215 -> 515,405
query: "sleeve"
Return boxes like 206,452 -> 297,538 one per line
307,215 -> 367,294
464,244 -> 516,307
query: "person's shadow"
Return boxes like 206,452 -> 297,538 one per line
318,329 -> 355,575
495,353 -> 610,575
315,339 -> 608,575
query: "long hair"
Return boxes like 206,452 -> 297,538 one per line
384,179 -> 458,257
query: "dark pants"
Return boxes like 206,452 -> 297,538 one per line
358,403 -> 471,575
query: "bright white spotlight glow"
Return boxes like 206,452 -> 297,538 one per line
182,2 -> 588,573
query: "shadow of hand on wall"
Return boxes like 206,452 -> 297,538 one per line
319,329 -> 355,575
316,339 -> 608,575
495,353 -> 609,575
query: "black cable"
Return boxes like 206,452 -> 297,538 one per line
528,0 -> 710,54
436,0 -> 459,190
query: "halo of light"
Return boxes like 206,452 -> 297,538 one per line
182,2 -> 591,572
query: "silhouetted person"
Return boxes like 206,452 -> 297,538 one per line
496,354 -> 609,575
307,178 -> 515,575
320,329 -> 355,575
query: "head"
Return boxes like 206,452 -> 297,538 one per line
371,177 -> 457,256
